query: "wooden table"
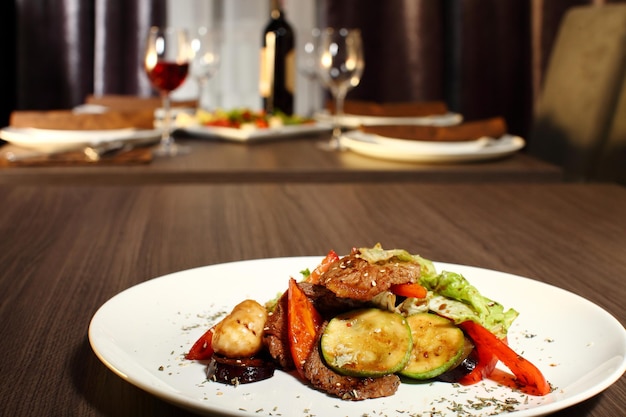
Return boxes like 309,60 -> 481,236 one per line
0,135 -> 562,184
1,182 -> 623,416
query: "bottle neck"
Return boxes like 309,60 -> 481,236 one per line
270,0 -> 283,19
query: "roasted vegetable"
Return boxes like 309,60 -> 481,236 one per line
207,354 -> 276,384
459,320 -> 551,395
400,313 -> 466,380
390,282 -> 428,299
436,337 -> 477,383
304,249 -> 340,284
212,299 -> 267,358
185,325 -> 216,360
287,278 -> 323,378
320,308 -> 412,377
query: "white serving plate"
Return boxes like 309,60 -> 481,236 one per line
342,130 -> 525,163
0,127 -> 160,153
89,256 -> 626,417
184,123 -> 332,142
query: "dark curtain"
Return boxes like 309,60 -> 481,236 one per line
1,0 -> 17,126
322,2 -> 446,104
321,0 -> 626,140
13,0 -> 165,112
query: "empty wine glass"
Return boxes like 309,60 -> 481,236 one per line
190,27 -> 221,111
144,26 -> 191,157
317,28 -> 364,150
298,28 -> 320,117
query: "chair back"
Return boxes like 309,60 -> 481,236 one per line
594,73 -> 626,184
528,4 -> 626,182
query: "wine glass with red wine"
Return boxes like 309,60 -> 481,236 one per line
144,27 -> 191,156
317,28 -> 364,151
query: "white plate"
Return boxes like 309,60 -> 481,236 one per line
342,130 -> 526,163
315,110 -> 463,128
184,123 -> 332,142
0,127 -> 161,153
89,257 -> 626,417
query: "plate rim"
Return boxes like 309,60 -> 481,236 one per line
314,110 -> 464,128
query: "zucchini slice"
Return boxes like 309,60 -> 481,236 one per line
320,308 -> 412,377
437,337 -> 477,382
399,313 -> 466,380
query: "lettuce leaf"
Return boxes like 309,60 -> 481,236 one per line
358,244 -> 437,278
420,270 -> 518,338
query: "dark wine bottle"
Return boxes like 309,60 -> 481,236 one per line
260,0 -> 295,115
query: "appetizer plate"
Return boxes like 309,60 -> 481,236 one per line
0,127 -> 160,153
342,130 -> 526,163
89,257 -> 626,417
314,110 -> 463,127
183,123 -> 332,142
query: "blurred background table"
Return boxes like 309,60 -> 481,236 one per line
0,181 -> 623,416
0,134 -> 562,185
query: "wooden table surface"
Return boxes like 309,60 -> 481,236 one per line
1,182 -> 623,416
0,135 -> 562,184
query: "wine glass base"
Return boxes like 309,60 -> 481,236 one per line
317,136 -> 346,152
152,142 -> 190,157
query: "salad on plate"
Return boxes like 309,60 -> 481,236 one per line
185,244 -> 551,400
176,108 -> 315,131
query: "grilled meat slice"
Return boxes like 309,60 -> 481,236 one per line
262,291 -> 294,370
319,252 -> 421,301
298,281 -> 368,319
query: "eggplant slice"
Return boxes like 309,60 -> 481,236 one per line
207,354 -> 276,384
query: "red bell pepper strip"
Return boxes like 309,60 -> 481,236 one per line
458,334 -> 498,385
389,282 -> 428,299
288,277 -> 323,378
306,250 -> 339,284
459,320 -> 551,395
185,325 -> 216,360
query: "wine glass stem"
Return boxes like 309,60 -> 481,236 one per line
307,77 -> 316,117
197,79 -> 208,110
332,89 -> 347,147
161,92 -> 173,149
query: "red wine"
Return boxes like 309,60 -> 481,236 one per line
259,0 -> 294,115
146,61 -> 189,92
